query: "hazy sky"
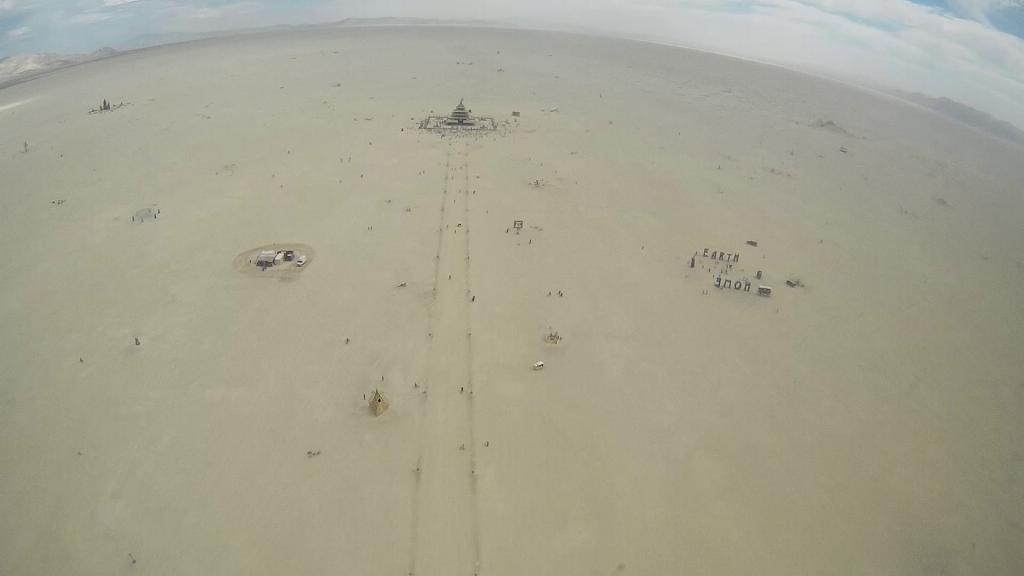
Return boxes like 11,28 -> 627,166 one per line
2,1 -> 1024,126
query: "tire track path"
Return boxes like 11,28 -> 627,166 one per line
410,144 -> 479,576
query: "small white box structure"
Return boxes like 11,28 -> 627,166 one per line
274,251 -> 285,265
296,255 -> 307,267
532,361 -> 545,371
758,285 -> 773,297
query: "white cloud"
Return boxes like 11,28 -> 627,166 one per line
102,0 -> 144,7
0,0 -> 16,12
69,12 -> 116,25
161,1 -> 260,21
6,25 -> 30,40
739,1 -> 1024,122
948,0 -> 1024,23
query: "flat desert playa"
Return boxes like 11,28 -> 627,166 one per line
1,25 -> 1022,576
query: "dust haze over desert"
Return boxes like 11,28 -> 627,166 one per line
2,11 -> 1024,576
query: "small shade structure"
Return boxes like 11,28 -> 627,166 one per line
255,250 -> 277,268
369,389 -> 389,416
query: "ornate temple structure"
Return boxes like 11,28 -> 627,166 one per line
445,99 -> 474,125
420,99 -> 498,133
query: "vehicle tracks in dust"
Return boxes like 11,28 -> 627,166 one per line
409,143 -> 482,576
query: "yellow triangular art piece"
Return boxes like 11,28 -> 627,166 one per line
369,389 -> 389,417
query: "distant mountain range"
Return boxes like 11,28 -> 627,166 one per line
0,18 -> 481,86
0,47 -> 118,87
889,90 -> 1024,146
1,20 -> 1022,148
121,17 -> 496,49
